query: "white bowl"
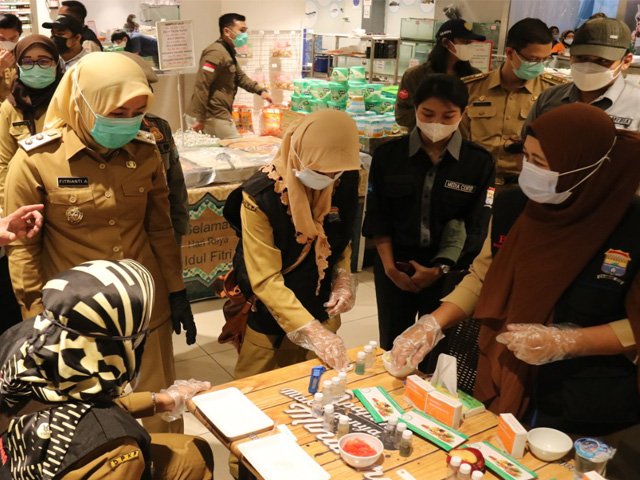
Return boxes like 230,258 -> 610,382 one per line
527,427 -> 573,461
382,352 -> 415,378
338,433 -> 384,469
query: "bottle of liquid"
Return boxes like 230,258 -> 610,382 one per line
322,380 -> 333,402
338,371 -> 348,393
336,414 -> 350,438
364,345 -> 375,368
394,422 -> 407,448
457,463 -> 471,480
382,415 -> 398,448
323,403 -> 335,433
312,392 -> 324,417
355,351 -> 366,375
399,430 -> 413,457
332,376 -> 342,399
369,340 -> 378,351
470,471 -> 484,480
447,456 -> 462,479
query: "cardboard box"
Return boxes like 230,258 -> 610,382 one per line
425,390 -> 463,429
582,472 -> 607,480
405,375 -> 434,411
497,413 -> 527,459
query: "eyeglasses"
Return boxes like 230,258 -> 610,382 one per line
515,51 -> 549,65
20,58 -> 56,70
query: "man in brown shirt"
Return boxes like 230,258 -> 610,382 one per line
188,13 -> 271,139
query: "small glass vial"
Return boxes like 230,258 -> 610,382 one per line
394,422 -> 407,448
355,351 -> 366,375
336,414 -> 350,438
338,371 -> 348,393
312,392 -> 324,417
448,455 -> 462,479
382,415 -> 397,448
322,380 -> 333,402
471,471 -> 484,480
399,430 -> 413,457
364,345 -> 375,368
369,340 -> 378,350
457,463 -> 471,480
323,403 -> 335,433
331,376 -> 342,399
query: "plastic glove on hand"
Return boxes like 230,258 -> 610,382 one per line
390,314 -> 444,369
324,268 -> 357,316
169,289 -> 197,345
496,323 -> 580,365
161,379 -> 211,422
287,320 -> 349,371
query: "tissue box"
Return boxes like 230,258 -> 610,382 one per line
405,375 -> 434,411
497,413 -> 527,459
425,390 -> 463,429
433,385 -> 486,418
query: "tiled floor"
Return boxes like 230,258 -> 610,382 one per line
174,268 -> 379,480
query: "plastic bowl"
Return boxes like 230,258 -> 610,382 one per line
338,433 -> 384,469
527,427 -> 573,461
382,352 -> 415,378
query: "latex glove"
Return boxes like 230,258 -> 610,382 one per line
496,324 -> 581,365
409,261 -> 442,290
161,379 -> 212,422
287,320 -> 349,371
390,314 -> 445,369
169,289 -> 197,345
0,204 -> 44,246
324,268 -> 357,316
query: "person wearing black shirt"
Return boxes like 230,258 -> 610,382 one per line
58,0 -> 103,52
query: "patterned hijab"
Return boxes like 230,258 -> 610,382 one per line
0,259 -> 154,480
262,110 -> 360,293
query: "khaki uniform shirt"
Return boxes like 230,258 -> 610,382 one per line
188,39 -> 264,122
240,191 -> 351,333
4,127 -> 184,322
460,68 -> 566,179
0,67 -> 15,103
443,222 -> 636,347
0,100 -> 46,206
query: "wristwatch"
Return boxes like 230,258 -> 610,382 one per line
436,263 -> 451,275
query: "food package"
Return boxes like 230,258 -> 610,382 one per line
232,105 -> 254,134
260,107 -> 283,137
331,67 -> 349,83
329,81 -> 348,102
497,414 -> 527,459
273,71 -> 294,91
349,66 -> 367,82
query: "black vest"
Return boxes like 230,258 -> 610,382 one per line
491,189 -> 640,432
224,170 -> 359,335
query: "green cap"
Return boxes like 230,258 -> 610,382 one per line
571,18 -> 632,61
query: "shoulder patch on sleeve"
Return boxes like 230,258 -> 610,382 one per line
541,72 -> 569,86
134,130 -> 156,145
242,199 -> 257,212
202,62 -> 216,73
109,450 -> 141,470
18,129 -> 61,152
462,72 -> 489,84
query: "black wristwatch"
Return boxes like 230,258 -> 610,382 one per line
436,263 -> 451,275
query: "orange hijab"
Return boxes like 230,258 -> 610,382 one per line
473,103 -> 640,416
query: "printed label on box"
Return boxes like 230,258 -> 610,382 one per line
467,441 -> 537,480
497,414 -> 527,459
400,409 -> 468,452
353,387 -> 405,423
426,390 -> 463,429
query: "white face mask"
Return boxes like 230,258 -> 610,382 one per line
570,61 -> 620,92
416,116 -> 460,143
518,138 -> 616,204
564,37 -> 574,46
0,40 -> 16,51
448,42 -> 474,62
293,168 -> 341,190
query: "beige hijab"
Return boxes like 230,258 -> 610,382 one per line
262,110 -> 360,293
44,52 -> 154,152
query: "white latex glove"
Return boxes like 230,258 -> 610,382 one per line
324,268 -> 357,316
496,324 -> 581,365
287,320 -> 349,371
390,314 -> 445,369
161,379 -> 212,422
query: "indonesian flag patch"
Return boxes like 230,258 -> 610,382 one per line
202,62 -> 216,73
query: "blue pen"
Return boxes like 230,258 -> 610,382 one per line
308,366 -> 326,394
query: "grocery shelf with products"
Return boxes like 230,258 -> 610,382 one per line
0,0 -> 37,33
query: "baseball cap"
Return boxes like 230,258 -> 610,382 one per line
571,18 -> 631,60
436,19 -> 486,42
42,15 -> 83,35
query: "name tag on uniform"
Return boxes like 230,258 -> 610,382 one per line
471,101 -> 492,107
444,180 -> 476,194
58,177 -> 89,187
610,115 -> 632,128
11,121 -> 30,127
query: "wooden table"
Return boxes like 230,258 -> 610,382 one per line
188,349 -> 575,479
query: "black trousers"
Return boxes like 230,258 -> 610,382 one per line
0,254 -> 21,334
373,255 -> 443,351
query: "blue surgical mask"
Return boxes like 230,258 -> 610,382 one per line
18,65 -> 57,89
513,52 -> 545,80
232,31 -> 249,48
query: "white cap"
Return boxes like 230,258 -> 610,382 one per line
364,345 -> 373,353
401,430 -> 413,440
369,340 -> 378,347
396,422 -> 407,432
314,392 -> 324,401
459,464 -> 471,474
323,380 -> 332,388
339,415 -> 349,424
388,415 -> 398,425
471,471 -> 484,480
338,371 -> 347,379
357,351 -> 366,360
449,456 -> 462,467
332,377 -> 341,385
324,403 -> 334,414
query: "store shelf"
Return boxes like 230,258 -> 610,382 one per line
0,0 -> 37,35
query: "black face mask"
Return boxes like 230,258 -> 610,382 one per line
52,35 -> 70,54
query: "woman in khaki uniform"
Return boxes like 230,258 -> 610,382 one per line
0,35 -> 63,205
0,260 -> 213,479
4,53 -> 196,433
